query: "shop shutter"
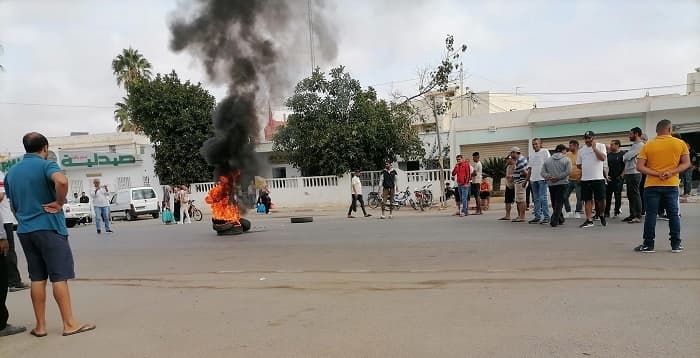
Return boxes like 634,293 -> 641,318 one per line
460,139 -> 530,161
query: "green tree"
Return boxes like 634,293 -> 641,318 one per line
482,157 -> 507,191
113,97 -> 140,132
128,70 -> 215,185
273,66 -> 425,176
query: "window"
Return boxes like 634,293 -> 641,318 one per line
272,167 -> 287,179
132,189 -> 156,200
140,145 -> 146,155
117,177 -> 131,190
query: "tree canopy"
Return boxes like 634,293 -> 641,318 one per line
128,70 -> 215,185
112,47 -> 153,133
273,66 -> 425,176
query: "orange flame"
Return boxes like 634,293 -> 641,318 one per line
205,173 -> 240,224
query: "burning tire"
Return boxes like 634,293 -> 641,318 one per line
290,216 -> 313,223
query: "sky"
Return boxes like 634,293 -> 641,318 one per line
1,0 -> 699,155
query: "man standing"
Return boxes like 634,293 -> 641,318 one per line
90,179 -> 112,234
179,185 -> 192,224
469,152 -> 483,214
541,144 -> 571,227
0,207 -> 27,337
379,162 -> 398,219
634,120 -> 691,253
564,140 -> 583,219
79,192 -> 89,204
605,140 -> 625,218
5,132 -> 95,337
622,127 -> 644,223
0,171 -> 29,292
527,138 -> 551,224
510,147 -> 528,222
451,155 -> 471,217
499,155 -> 516,221
577,131 -> 608,228
347,170 -> 371,218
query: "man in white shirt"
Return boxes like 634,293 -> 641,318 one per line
347,170 -> 371,218
470,152 -> 484,215
90,179 -> 112,234
526,138 -> 551,224
0,171 -> 29,292
576,131 -> 608,228
179,185 -> 192,224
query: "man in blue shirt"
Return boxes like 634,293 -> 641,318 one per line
4,132 -> 95,337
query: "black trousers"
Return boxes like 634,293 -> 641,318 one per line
625,174 -> 643,219
174,201 -> 181,222
548,185 -> 567,225
347,194 -> 367,216
605,177 -> 622,216
1,248 -> 8,329
3,223 -> 22,287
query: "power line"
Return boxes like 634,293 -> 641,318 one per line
0,102 -> 113,109
490,83 -> 685,96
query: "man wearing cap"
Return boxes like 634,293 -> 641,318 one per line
634,119 -> 690,253
526,138 -> 551,224
510,147 -> 528,222
576,131 -> 608,228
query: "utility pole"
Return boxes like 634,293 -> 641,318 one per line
307,0 -> 315,74
459,64 -> 464,117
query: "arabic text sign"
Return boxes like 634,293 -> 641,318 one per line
61,152 -> 137,168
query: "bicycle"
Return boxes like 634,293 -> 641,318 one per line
186,199 -> 203,221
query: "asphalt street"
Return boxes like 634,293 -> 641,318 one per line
2,203 -> 699,357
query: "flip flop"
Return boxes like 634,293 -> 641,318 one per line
498,217 -> 510,221
30,329 -> 47,338
62,324 -> 96,336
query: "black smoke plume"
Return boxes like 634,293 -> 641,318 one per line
168,0 -> 337,205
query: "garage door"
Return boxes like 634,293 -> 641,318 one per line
460,139 -> 530,161
540,132 -> 629,151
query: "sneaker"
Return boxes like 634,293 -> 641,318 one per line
565,211 -> 572,218
622,216 -> 632,222
379,215 -> 386,219
528,218 -> 541,224
364,214 -> 372,217
8,283 -> 30,292
629,218 -> 641,223
106,229 -> 113,233
97,230 -> 101,234
575,212 -> 581,219
634,244 -> 655,253
539,219 -> 550,225
347,215 -> 355,218
671,245 -> 684,253
579,220 -> 594,228
659,215 -> 669,221
600,216 -> 607,227
0,324 -> 27,337
592,215 -> 599,221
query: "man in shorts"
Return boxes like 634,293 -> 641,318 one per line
4,132 -> 95,337
499,155 -> 516,220
577,131 -> 608,228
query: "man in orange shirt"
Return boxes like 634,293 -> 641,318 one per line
634,120 -> 691,253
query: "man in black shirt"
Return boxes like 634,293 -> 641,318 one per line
79,192 -> 89,203
379,162 -> 398,219
605,139 -> 625,217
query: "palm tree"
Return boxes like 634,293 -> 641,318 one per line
111,47 -> 152,92
114,97 -> 141,133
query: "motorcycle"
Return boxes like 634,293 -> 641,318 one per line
369,187 -> 415,210
413,184 -> 434,211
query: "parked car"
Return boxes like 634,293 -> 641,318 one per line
110,187 -> 160,221
63,199 -> 93,228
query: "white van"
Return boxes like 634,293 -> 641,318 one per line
110,187 -> 160,221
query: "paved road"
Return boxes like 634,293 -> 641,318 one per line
2,204 -> 699,357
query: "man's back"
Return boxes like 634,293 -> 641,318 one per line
5,154 -> 66,235
639,135 -> 689,187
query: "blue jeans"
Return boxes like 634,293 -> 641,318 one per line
458,185 -> 470,215
94,206 -> 111,232
563,181 -> 582,213
642,186 -> 681,248
531,180 -> 549,220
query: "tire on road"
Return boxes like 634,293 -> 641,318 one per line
290,216 -> 313,223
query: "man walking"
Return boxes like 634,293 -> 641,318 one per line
541,144 -> 571,227
451,155 -> 471,217
605,140 -> 625,218
577,131 -> 608,228
348,170 -> 371,218
179,185 -> 192,224
564,140 -> 583,219
1,208 -> 27,337
510,147 -> 528,222
90,179 -> 112,234
379,162 -> 398,219
527,138 -> 551,224
470,152 -> 483,214
5,132 -> 95,337
634,120 -> 691,253
622,127 -> 645,223
0,171 -> 30,292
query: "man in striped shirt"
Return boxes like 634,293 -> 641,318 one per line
510,147 -> 528,222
